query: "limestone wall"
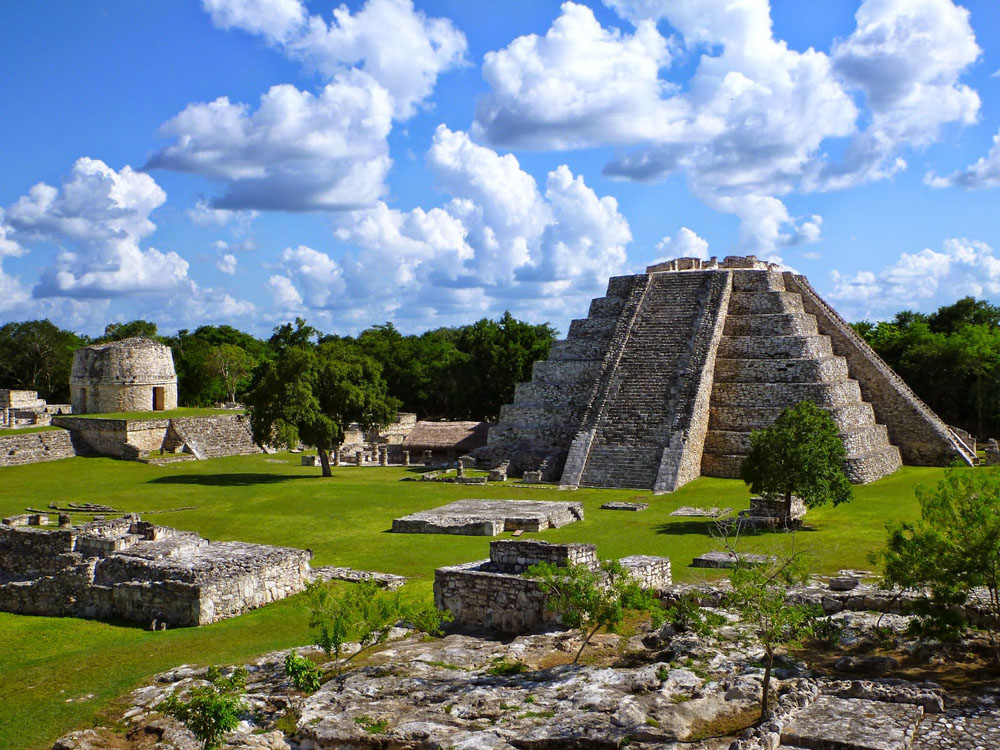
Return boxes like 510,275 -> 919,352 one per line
168,415 -> 261,458
71,338 -> 178,414
52,417 -> 169,458
489,540 -> 597,573
0,390 -> 46,409
434,561 -> 552,633
0,430 -> 76,467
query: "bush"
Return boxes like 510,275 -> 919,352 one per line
157,665 -> 248,750
283,650 -> 322,692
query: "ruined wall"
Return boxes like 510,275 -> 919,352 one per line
168,415 -> 261,459
52,417 -> 169,458
0,430 -> 76,467
0,390 -> 46,409
435,541 -> 672,633
0,518 -> 312,627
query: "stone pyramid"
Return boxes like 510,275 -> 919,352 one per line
484,256 -> 974,492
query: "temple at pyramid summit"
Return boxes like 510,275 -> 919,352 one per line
483,256 -> 975,493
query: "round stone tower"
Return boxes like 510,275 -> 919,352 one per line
70,338 -> 178,414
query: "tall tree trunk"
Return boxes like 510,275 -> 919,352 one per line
760,648 -> 774,722
318,447 -> 333,478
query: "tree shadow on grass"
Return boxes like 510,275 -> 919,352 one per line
654,520 -> 818,536
148,473 -> 315,487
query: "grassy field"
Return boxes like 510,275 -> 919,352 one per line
0,425 -> 63,437
63,408 -> 243,420
0,453 -> 947,749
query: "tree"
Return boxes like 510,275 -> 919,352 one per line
204,344 -> 255,403
305,579 -> 449,669
527,560 -> 664,663
727,554 -> 815,722
243,335 -> 399,476
875,467 -> 1000,665
0,320 -> 84,402
98,319 -> 159,342
157,665 -> 248,750
740,400 -> 853,522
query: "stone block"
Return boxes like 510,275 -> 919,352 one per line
780,696 -> 923,750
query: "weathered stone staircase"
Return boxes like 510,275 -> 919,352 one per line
570,272 -> 718,489
701,270 -> 902,483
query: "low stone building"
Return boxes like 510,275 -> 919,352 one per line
71,338 -> 178,414
435,540 -> 671,633
0,389 -> 71,429
0,515 -> 311,626
402,420 -> 489,463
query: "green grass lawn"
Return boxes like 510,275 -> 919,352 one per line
63,407 -> 243,420
0,425 -> 63,437
0,453 -> 948,749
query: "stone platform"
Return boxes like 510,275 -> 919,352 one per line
0,514 -> 311,626
391,499 -> 584,536
781,696 -> 923,749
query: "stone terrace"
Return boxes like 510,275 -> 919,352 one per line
0,515 -> 311,627
391,499 -> 584,536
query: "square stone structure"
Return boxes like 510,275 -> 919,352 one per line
0,515 -> 310,627
780,696 -> 924,750
71,337 -> 178,414
435,540 -> 671,633
483,255 -> 975,491
392,499 -> 584,536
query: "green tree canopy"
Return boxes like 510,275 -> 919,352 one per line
740,400 -> 853,520
0,319 -> 84,402
97,319 -> 159,342
242,333 -> 399,476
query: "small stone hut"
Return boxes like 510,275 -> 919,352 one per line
71,338 -> 178,414
401,420 -> 489,462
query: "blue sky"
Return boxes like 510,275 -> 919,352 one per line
3,0 -> 1000,337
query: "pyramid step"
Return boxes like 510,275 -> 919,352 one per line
718,335 -> 833,359
728,291 -> 804,315
844,445 -> 902,484
730,269 -> 786,292
714,356 -> 849,384
703,423 -> 892,457
710,380 -> 864,409
724,312 -> 818,336
709,401 -> 877,432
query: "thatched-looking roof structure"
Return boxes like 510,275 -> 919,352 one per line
401,421 -> 489,453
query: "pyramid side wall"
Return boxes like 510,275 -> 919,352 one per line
784,273 -> 969,466
483,274 -> 648,476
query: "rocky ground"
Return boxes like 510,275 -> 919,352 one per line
52,601 -> 1000,750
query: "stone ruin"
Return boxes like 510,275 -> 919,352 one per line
0,514 -> 311,627
392,499 -> 583,536
71,337 -> 178,414
484,255 -> 975,491
435,539 -> 671,632
0,388 -> 71,429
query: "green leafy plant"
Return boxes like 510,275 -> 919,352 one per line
485,657 -> 528,676
305,579 -> 450,669
527,560 -> 665,664
740,400 -> 853,521
353,715 -> 389,733
727,555 -> 814,721
664,592 -> 726,637
874,466 -> 1000,664
283,650 -> 322,692
156,666 -> 248,750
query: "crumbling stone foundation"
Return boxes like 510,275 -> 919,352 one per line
0,515 -> 311,627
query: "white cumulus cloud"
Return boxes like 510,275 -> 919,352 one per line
828,238 -> 1000,318
652,227 -> 710,262
926,127 -> 1000,189
146,75 -> 392,211
270,126 -> 632,331
202,0 -> 466,120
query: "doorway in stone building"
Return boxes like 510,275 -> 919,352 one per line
153,387 -> 165,411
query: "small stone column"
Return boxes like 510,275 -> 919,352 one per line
379,447 -> 388,466
333,449 -> 341,466
355,450 -> 364,466
423,449 -> 433,465
456,459 -> 465,478
402,450 -> 410,466
58,513 -> 72,528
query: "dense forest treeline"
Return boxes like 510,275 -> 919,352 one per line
0,313 -> 556,422
5,295 -> 1000,435
851,296 -> 1000,439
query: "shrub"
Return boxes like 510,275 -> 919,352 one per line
157,666 -> 248,750
283,650 -> 322,692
